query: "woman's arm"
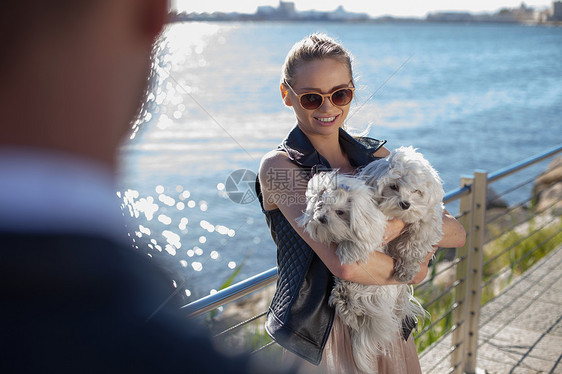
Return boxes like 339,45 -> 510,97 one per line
438,209 -> 467,248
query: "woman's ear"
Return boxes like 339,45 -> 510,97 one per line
280,83 -> 292,107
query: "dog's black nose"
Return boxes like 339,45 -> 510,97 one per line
399,201 -> 410,210
318,216 -> 328,224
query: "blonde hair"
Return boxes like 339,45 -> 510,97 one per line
281,33 -> 354,86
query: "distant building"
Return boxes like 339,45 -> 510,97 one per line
511,2 -> 536,22
553,1 -> 562,20
256,1 -> 296,20
278,1 -> 296,16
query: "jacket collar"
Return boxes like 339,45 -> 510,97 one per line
278,125 -> 386,173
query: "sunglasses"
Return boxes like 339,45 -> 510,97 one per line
284,80 -> 355,110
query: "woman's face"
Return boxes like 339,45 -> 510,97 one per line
283,58 -> 353,138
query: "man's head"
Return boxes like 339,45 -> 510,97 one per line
0,0 -> 168,169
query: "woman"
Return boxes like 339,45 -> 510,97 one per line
257,33 -> 466,373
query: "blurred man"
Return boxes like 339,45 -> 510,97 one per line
0,1 -> 270,372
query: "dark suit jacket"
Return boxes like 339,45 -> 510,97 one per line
0,233 -> 253,373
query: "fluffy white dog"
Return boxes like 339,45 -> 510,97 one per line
297,171 -> 426,373
359,146 -> 445,283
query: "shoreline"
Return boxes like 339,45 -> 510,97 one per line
168,18 -> 562,27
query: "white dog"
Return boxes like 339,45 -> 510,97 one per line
297,172 -> 426,373
359,146 -> 445,283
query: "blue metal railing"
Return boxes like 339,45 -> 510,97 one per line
488,144 -> 562,183
182,267 -> 278,318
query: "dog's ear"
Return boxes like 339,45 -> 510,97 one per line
425,180 -> 445,207
296,194 -> 315,228
296,210 -> 308,228
348,188 -> 386,249
307,171 -> 335,199
360,159 -> 391,194
309,171 -> 338,193
374,168 -> 398,197
388,147 -> 415,179
420,163 -> 444,207
298,173 -> 324,227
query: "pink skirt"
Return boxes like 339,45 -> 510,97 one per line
283,315 -> 422,374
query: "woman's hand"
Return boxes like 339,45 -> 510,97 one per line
409,246 -> 438,284
383,218 -> 406,244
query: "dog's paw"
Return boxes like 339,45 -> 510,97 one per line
393,263 -> 419,283
330,281 -> 363,331
393,271 -> 413,283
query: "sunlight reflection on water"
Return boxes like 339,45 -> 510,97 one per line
119,182 -> 252,301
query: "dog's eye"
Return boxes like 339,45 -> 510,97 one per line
414,189 -> 423,196
335,210 -> 345,216
390,184 -> 399,191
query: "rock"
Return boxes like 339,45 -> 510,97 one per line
533,156 -> 562,215
487,187 -> 508,209
535,156 -> 562,186
536,183 -> 562,215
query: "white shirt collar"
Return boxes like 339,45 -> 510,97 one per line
0,147 -> 129,243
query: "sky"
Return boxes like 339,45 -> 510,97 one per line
172,0 -> 553,18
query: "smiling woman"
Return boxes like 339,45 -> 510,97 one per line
256,33 -> 466,373
258,34 -> 396,373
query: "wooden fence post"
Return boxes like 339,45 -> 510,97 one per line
464,170 -> 487,373
451,176 -> 474,373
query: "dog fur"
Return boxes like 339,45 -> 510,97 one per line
297,171 -> 427,372
359,146 -> 445,283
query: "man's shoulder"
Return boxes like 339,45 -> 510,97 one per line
0,232 -> 174,305
0,232 -> 255,373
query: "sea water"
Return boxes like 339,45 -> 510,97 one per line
118,22 -> 562,302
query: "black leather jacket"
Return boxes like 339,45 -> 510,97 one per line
256,125 -> 387,365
